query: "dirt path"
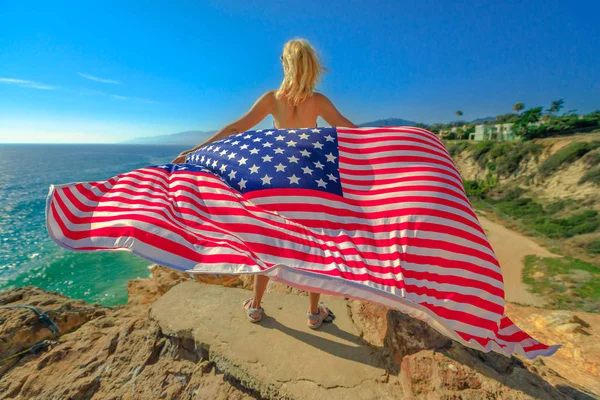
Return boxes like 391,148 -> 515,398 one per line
477,213 -> 558,307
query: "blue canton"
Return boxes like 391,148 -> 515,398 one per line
180,127 -> 343,196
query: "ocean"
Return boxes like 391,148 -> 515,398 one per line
0,144 -> 188,305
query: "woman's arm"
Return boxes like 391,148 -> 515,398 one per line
315,93 -> 357,128
173,91 -> 274,162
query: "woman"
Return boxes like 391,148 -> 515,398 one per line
173,38 -> 356,329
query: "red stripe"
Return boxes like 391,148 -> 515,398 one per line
303,268 -> 503,316
340,143 -> 454,164
50,200 -> 261,268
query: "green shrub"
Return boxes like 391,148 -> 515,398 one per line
586,240 -> 600,255
539,141 -> 600,177
445,141 -> 470,158
582,149 -> 600,166
580,166 -> 600,185
487,191 -> 600,239
472,141 -> 495,167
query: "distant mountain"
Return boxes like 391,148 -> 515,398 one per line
358,118 -> 421,127
122,130 -> 216,145
469,116 -> 496,124
123,115 -> 495,145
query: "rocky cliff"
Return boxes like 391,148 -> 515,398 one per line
1,265 -> 598,399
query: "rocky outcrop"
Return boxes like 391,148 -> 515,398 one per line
0,286 -> 111,376
1,274 -> 598,399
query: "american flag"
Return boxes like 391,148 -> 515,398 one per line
46,126 -> 559,359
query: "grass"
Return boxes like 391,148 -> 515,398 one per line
522,255 -> 600,313
539,141 -> 600,177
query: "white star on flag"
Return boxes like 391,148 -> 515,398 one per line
275,163 -> 286,172
260,174 -> 273,185
301,166 -> 314,175
325,153 -> 337,163
315,178 -> 328,188
288,174 -> 300,184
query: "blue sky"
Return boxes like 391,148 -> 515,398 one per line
1,0 -> 598,143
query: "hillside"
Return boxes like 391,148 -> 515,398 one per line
446,131 -> 600,312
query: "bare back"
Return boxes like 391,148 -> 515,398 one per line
269,91 -> 355,130
272,94 -> 320,129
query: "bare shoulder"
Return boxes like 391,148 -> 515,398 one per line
312,92 -> 330,103
260,90 -> 277,102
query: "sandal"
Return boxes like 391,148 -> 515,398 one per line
243,299 -> 264,323
307,303 -> 336,330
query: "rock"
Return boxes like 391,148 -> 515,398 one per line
151,283 -> 393,400
506,302 -> 600,396
150,282 -> 589,400
0,286 -> 110,375
0,291 -> 252,400
1,282 -> 598,399
126,265 -> 254,305
568,270 -> 593,284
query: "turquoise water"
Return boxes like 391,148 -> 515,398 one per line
0,144 -> 188,305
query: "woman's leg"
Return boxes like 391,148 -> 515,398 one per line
251,274 -> 269,310
308,292 -> 320,323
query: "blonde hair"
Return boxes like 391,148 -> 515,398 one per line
275,39 -> 326,106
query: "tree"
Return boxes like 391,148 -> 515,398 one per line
513,103 -> 525,114
547,99 -> 565,116
511,106 -> 543,140
455,110 -> 463,125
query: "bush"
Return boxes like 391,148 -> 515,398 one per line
582,149 -> 600,166
445,141 -> 470,157
587,240 -> 600,255
580,166 -> 600,185
539,141 -> 600,177
472,141 -> 494,167
487,191 -> 600,239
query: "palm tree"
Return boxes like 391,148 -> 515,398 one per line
513,103 -> 525,114
455,110 -> 463,126
548,99 -> 564,116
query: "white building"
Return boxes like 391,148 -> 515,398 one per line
469,123 -> 518,141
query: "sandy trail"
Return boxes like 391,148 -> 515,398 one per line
477,213 -> 558,307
